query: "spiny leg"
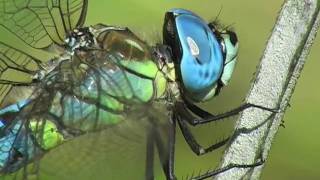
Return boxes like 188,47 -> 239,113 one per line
167,116 -> 177,180
154,116 -> 177,180
175,112 -> 240,179
145,117 -> 177,180
176,101 -> 272,179
177,115 -> 229,156
179,101 -> 279,126
145,128 -> 155,180
145,125 -> 168,180
189,155 -> 265,180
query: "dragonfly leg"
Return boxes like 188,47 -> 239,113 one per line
177,116 -> 229,156
167,116 -> 177,180
178,102 -> 279,126
189,155 -> 265,180
175,102 -> 270,179
145,118 -> 177,180
145,129 -> 155,180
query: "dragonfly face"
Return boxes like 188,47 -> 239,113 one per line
162,9 -> 239,102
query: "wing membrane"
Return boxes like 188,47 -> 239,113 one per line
0,48 -> 168,179
0,42 -> 41,80
0,42 -> 42,104
0,0 -> 88,49
0,0 -> 88,104
61,0 -> 88,32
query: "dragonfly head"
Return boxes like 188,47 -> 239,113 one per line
163,9 -> 238,102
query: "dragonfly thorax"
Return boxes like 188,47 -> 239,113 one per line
64,27 -> 95,53
152,44 -> 176,82
32,27 -> 98,84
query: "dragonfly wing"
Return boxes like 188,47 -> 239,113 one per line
0,42 -> 43,105
0,101 -> 170,179
38,112 -> 169,180
0,54 -> 170,179
0,0 -> 88,48
0,0 -> 88,105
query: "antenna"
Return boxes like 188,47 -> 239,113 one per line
214,5 -> 223,23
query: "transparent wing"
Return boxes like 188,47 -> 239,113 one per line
1,105 -> 167,180
0,42 -> 42,104
0,0 -> 88,48
0,0 -> 88,104
0,37 -> 170,179
36,114 -> 167,180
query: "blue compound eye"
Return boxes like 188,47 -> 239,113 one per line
163,9 -> 224,102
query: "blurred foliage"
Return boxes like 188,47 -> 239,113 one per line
1,0 -> 319,179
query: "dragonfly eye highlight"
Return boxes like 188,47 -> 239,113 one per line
187,37 -> 200,57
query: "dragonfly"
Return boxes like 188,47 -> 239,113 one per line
0,0 -> 278,179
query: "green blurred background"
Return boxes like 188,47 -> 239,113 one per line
2,0 -> 320,179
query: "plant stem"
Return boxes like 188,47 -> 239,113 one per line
215,0 -> 320,179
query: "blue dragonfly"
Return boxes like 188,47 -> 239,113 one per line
0,0 -> 278,179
